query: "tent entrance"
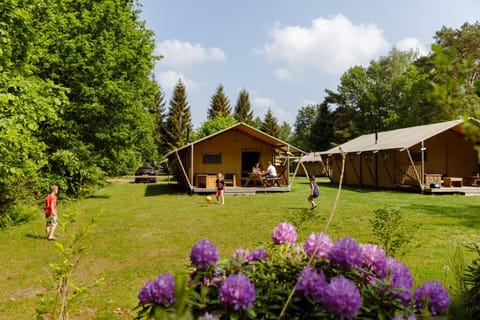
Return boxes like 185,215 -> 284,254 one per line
241,151 -> 261,179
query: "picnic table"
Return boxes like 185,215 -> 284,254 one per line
244,172 -> 264,186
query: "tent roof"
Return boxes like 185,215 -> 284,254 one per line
320,119 -> 475,155
165,122 -> 304,157
300,152 -> 324,163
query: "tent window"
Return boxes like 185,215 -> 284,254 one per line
203,153 -> 222,164
411,151 -> 427,162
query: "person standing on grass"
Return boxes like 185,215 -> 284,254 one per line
308,175 -> 319,210
45,184 -> 59,240
215,173 -> 225,205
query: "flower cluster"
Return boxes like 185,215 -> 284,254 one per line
219,274 -> 256,311
136,222 -> 450,319
272,221 -> 297,244
414,280 -> 450,315
190,239 -> 219,269
137,273 -> 175,305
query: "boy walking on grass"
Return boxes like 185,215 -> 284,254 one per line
45,185 -> 58,240
308,176 -> 319,210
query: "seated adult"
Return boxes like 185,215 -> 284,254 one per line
252,162 -> 261,175
264,161 -> 277,178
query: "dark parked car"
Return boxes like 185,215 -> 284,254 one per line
134,166 -> 157,183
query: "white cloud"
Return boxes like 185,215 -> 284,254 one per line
275,68 -> 292,80
157,70 -> 198,93
257,14 -> 390,76
396,37 -> 429,56
251,95 -> 295,124
156,39 -> 226,69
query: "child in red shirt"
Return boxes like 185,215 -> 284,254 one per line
45,185 -> 58,240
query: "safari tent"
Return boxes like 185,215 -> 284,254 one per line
296,152 -> 325,177
319,118 -> 480,192
164,122 -> 305,192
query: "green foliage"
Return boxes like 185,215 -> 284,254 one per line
260,108 -> 280,138
370,207 -> 414,257
461,243 -> 480,317
233,89 -> 254,125
151,85 -> 168,157
292,105 -> 318,151
278,121 -> 292,143
208,84 -> 232,120
0,0 -> 69,224
1,0 -> 160,222
196,116 -> 238,139
163,79 -> 193,152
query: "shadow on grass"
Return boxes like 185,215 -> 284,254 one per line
86,194 -> 110,199
144,183 -> 184,197
25,233 -> 46,240
407,203 -> 480,229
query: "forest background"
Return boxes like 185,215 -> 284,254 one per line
1,0 -> 479,226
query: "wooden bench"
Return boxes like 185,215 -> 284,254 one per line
224,173 -> 236,187
263,177 -> 281,187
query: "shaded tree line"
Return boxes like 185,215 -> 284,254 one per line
1,0 -> 158,225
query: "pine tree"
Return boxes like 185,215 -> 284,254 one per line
163,79 -> 193,152
260,108 -> 280,138
208,84 -> 231,119
151,85 -> 167,156
233,89 -> 254,124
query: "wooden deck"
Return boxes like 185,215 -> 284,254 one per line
424,186 -> 480,196
193,185 -> 290,195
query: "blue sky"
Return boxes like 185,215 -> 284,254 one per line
138,0 -> 479,129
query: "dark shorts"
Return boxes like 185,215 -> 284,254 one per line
45,214 -> 58,226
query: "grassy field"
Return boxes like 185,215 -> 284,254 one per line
1,177 -> 479,319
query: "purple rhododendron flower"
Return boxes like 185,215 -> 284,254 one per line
303,232 -> 332,258
327,236 -> 363,270
272,222 -> 297,244
190,239 -> 219,269
321,275 -> 362,320
138,273 -> 175,305
360,243 -> 387,278
246,248 -> 268,261
384,258 -> 413,305
232,248 -> 250,262
219,273 -> 256,311
138,280 -> 155,304
415,280 -> 450,315
295,265 -> 327,301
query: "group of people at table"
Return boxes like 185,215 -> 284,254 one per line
245,161 -> 278,187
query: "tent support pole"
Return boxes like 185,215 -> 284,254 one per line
406,148 -> 424,192
175,150 -> 193,191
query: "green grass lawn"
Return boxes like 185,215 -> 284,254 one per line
1,178 -> 479,319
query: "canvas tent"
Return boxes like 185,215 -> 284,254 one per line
296,152 -> 325,177
164,122 -> 305,192
319,118 -> 480,191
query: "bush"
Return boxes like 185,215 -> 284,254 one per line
370,207 -> 414,257
134,222 -> 450,320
